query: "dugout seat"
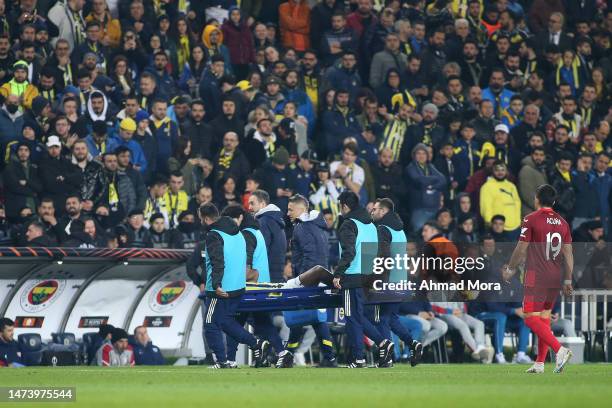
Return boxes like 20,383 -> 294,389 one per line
17,333 -> 44,366
52,332 -> 76,346
81,332 -> 100,365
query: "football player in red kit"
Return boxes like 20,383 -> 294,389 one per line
503,184 -> 574,374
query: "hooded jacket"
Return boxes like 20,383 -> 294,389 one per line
221,8 -> 255,65
205,216 -> 251,297
255,204 -> 287,283
292,210 -> 329,273
335,206 -> 374,288
201,25 -> 232,70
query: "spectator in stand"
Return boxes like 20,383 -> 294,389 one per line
479,161 -> 521,239
149,212 -> 172,249
2,142 -> 42,221
25,220 -> 54,247
572,153 -> 599,230
279,0 -> 310,53
547,152 -> 576,223
71,140 -> 106,213
123,210 -> 152,248
405,143 -> 446,232
38,136 -> 82,215
518,146 -> 548,216
213,131 -> 251,191
132,326 -> 165,366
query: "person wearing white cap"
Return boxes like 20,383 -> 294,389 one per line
479,123 -> 521,174
38,135 -> 82,215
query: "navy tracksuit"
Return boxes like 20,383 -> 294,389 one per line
203,217 -> 258,363
286,211 -> 336,361
226,216 -> 284,361
369,212 -> 414,347
132,341 -> 165,365
336,207 -> 387,361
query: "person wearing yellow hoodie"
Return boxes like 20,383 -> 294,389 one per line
0,61 -> 39,110
201,24 -> 232,74
479,160 -> 521,240
85,0 -> 122,49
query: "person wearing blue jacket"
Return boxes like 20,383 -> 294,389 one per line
405,143 -> 447,232
320,88 -> 362,156
131,326 -> 165,365
333,191 -> 394,368
248,189 -> 287,283
221,206 -> 288,367
322,50 -> 362,102
149,99 -> 179,176
107,118 -> 148,175
592,152 -> 611,234
280,194 -> 338,368
481,69 -> 514,119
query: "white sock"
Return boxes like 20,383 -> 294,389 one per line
283,277 -> 302,289
517,351 -> 526,358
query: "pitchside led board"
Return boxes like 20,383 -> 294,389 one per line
0,248 -> 205,355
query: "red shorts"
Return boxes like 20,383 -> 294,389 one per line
522,287 -> 559,313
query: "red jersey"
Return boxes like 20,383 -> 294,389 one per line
519,207 -> 572,288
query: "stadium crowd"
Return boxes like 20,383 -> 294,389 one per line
0,0 -> 612,367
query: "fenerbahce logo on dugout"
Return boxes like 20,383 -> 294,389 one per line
368,250 -> 499,292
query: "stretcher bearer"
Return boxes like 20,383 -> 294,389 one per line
333,192 -> 395,368
221,205 -> 287,367
370,198 -> 423,367
199,203 -> 270,369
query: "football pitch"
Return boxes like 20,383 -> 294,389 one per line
0,364 -> 610,407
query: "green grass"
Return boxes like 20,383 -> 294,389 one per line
1,364 -> 611,408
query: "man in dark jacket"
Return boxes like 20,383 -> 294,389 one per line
320,88 -> 362,156
116,147 -> 147,212
184,100 -> 214,160
3,142 -> 42,220
371,147 -> 406,214
399,104 -> 447,166
322,50 -> 362,102
571,153 -> 599,229
0,318 -> 24,367
280,195 -> 338,367
254,147 -> 294,213
320,12 -> 358,67
71,140 -> 106,213
209,97 -> 244,151
25,221 -> 55,247
199,55 -> 225,122
132,326 -> 165,365
213,131 -> 251,191
332,191 -> 394,368
38,136 -> 82,216
248,189 -> 287,283
547,152 -> 576,223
